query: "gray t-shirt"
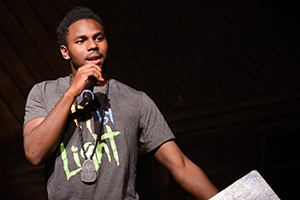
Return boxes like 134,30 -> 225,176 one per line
24,76 -> 175,200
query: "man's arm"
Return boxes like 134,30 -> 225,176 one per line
23,64 -> 104,165
154,140 -> 219,200
23,91 -> 75,165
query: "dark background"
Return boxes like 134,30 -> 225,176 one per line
0,0 -> 299,199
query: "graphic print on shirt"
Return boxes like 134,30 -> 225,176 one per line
60,103 -> 121,180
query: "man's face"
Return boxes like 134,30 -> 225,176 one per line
61,19 -> 108,71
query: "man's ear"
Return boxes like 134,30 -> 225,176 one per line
60,45 -> 70,60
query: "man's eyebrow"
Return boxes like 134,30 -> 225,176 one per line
75,35 -> 88,40
74,32 -> 104,40
94,32 -> 104,37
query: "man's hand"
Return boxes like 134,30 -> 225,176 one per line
67,63 -> 105,98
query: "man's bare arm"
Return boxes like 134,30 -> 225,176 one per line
23,64 -> 104,165
154,141 -> 219,200
23,91 -> 75,165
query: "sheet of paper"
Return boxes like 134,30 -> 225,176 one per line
210,170 -> 280,200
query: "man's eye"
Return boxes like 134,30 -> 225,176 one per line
76,40 -> 84,44
96,37 -> 104,42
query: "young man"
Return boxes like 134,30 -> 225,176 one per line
23,7 -> 218,200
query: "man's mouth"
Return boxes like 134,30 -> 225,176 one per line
86,54 -> 103,64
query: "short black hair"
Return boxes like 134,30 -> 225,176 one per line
56,6 -> 104,46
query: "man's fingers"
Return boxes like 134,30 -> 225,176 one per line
77,64 -> 103,82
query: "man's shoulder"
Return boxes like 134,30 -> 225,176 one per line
30,75 -> 70,95
110,79 -> 144,96
37,75 -> 69,86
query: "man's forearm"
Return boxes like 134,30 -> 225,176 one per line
154,141 -> 219,199
171,156 -> 219,200
23,92 -> 75,165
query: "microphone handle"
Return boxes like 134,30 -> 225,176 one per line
85,76 -> 97,91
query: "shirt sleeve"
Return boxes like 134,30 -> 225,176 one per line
139,92 -> 175,153
23,83 -> 48,126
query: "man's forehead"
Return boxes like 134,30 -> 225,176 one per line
68,19 -> 104,37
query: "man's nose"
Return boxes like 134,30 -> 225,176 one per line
87,39 -> 98,51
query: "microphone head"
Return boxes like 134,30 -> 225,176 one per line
80,76 -> 97,106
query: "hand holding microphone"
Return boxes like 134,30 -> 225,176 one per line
69,63 -> 104,107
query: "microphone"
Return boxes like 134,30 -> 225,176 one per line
80,76 -> 97,106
